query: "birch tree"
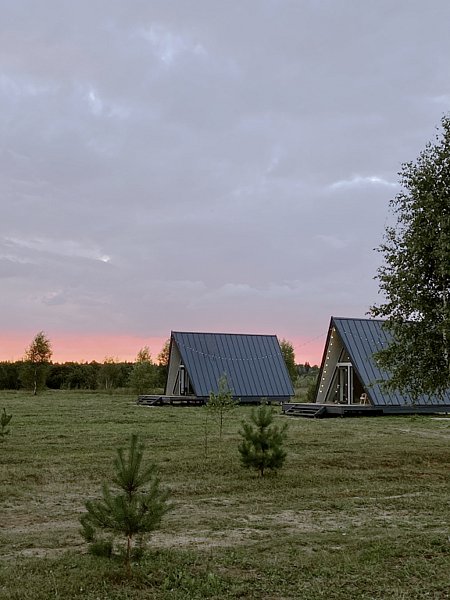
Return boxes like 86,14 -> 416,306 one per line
371,115 -> 450,399
21,331 -> 52,395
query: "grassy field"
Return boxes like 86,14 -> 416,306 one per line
0,390 -> 449,599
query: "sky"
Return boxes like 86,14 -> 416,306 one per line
1,1 -> 450,365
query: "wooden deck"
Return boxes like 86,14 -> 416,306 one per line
137,395 -> 205,407
282,403 -> 382,418
137,395 -> 288,407
282,402 -> 450,418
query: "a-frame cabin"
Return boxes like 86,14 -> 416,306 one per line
164,331 -> 294,404
284,317 -> 450,418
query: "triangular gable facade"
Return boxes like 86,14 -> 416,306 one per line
316,317 -> 450,408
165,331 -> 294,402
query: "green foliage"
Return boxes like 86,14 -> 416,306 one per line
21,331 -> 53,395
293,363 -> 320,401
129,361 -> 157,395
207,374 -> 238,440
88,538 -> 113,558
371,115 -> 450,398
306,378 -> 318,402
238,404 -> 288,476
80,433 -> 171,571
0,407 -> 12,441
24,331 -> 53,364
0,360 -> 145,391
97,356 -> 124,393
279,338 -> 297,384
0,362 -> 21,389
19,361 -> 50,395
136,346 -> 152,363
157,340 -> 170,367
129,348 -> 157,395
156,339 -> 171,388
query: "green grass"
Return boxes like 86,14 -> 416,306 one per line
0,390 -> 449,599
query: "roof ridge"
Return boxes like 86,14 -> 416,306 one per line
172,331 -> 277,337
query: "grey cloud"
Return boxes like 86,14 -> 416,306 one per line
1,1 -> 449,359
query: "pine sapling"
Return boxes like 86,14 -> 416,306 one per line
238,403 -> 288,476
80,433 -> 171,571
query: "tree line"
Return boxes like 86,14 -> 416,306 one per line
0,358 -> 169,393
0,333 -> 170,394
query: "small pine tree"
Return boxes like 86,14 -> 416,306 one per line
80,434 -> 171,571
238,404 -> 288,476
0,408 -> 12,442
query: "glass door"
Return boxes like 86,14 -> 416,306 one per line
337,362 -> 353,404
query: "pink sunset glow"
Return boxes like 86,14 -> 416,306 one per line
0,333 -> 168,364
288,336 -> 324,367
0,331 -> 324,366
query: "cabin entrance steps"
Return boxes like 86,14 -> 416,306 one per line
283,403 -> 326,418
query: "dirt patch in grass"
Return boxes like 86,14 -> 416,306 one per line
395,427 -> 450,440
0,495 -> 435,561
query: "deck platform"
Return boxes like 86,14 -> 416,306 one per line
137,395 -> 288,406
282,402 -> 450,418
137,395 -> 205,407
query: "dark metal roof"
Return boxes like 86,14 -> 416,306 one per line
171,331 -> 294,399
331,317 -> 450,406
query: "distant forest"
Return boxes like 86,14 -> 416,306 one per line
0,360 -> 318,392
0,360 -> 164,392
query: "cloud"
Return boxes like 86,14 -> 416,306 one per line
190,281 -> 313,308
315,235 -> 349,250
137,23 -> 207,65
328,175 -> 398,190
41,290 -> 68,306
0,1 -> 449,363
3,236 -> 111,263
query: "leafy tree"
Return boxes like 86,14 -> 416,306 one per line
157,339 -> 170,367
207,374 -> 238,441
279,338 -> 297,385
136,346 -> 151,363
129,347 -> 157,395
371,115 -> 450,399
238,404 -> 288,476
0,408 -> 12,442
98,357 -> 122,393
80,434 -> 171,571
21,331 -> 52,395
156,339 -> 170,388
